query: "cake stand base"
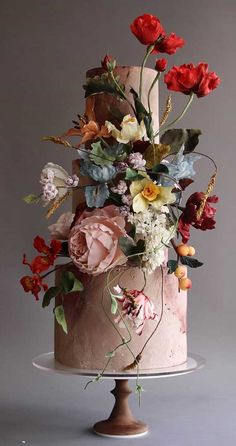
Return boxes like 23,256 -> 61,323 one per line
32,352 -> 205,438
93,379 -> 148,438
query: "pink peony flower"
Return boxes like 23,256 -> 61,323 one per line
68,205 -> 127,275
115,289 -> 158,335
48,212 -> 75,240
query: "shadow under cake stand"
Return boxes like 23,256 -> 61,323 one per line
33,352 -> 205,438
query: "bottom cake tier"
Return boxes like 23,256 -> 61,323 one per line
54,265 -> 187,371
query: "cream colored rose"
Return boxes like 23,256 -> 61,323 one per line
48,212 -> 74,240
105,114 -> 146,144
68,205 -> 127,275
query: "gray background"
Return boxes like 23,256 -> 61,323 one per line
0,0 -> 235,445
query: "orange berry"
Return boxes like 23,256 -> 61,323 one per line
188,246 -> 195,256
176,244 -> 189,256
179,277 -> 192,291
174,266 -> 186,279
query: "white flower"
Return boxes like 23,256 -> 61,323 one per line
40,162 -> 69,201
105,114 -> 146,144
40,168 -> 55,184
128,208 -> 175,274
111,180 -> 127,195
128,152 -> 146,169
43,182 -> 58,201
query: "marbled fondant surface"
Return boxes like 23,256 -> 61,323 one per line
54,266 -> 187,371
54,65 -> 187,371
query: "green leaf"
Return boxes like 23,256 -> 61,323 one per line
136,239 -> 145,254
125,167 -> 145,181
60,271 -> 84,294
135,384 -> 144,393
167,259 -> 178,274
110,296 -> 118,314
128,224 -> 136,240
160,129 -> 202,154
83,74 -> 125,99
42,286 -> 60,308
180,256 -> 204,268
90,141 -> 115,166
119,237 -> 145,266
143,115 -> 153,140
130,87 -> 153,138
23,193 -> 41,204
54,305 -> 68,334
109,191 -> 123,206
167,205 -> 178,225
105,350 -> 115,358
71,277 -> 84,292
118,236 -> 137,257
152,163 -> 169,174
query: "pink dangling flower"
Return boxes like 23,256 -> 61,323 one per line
115,288 -> 158,335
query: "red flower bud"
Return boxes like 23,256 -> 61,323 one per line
130,14 -> 164,45
155,58 -> 167,72
101,54 -> 116,71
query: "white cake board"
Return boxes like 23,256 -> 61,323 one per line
33,352 -> 205,379
32,352 -> 205,438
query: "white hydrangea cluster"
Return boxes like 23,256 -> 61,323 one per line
128,207 -> 176,274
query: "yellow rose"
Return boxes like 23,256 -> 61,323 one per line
141,182 -> 160,201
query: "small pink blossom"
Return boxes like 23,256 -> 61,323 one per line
111,180 -> 127,195
128,152 -> 146,169
115,289 -> 158,335
119,205 -> 130,217
65,174 -> 79,187
122,194 -> 132,206
43,182 -> 58,201
116,161 -> 128,172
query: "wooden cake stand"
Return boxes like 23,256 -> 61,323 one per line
33,352 -> 205,438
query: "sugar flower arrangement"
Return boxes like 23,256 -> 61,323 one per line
20,14 -> 220,380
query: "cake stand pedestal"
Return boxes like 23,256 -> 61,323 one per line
33,352 -> 205,439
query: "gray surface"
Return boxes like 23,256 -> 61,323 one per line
0,0 -> 236,445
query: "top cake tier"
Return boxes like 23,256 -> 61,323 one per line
86,66 -> 159,136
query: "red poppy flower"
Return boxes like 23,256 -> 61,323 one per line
164,62 -> 220,97
130,14 -> 164,45
153,33 -> 185,55
178,192 -> 219,243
